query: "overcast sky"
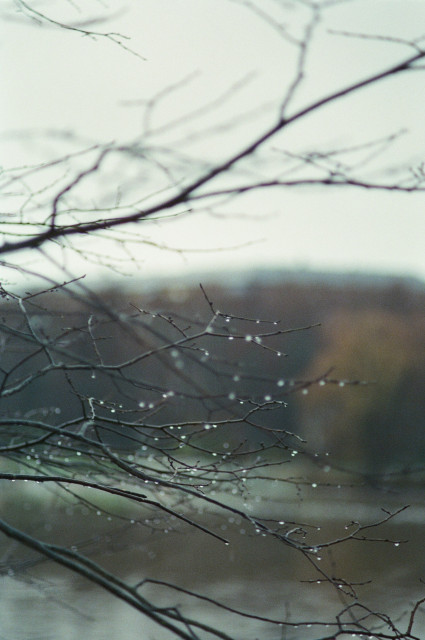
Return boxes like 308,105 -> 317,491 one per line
2,0 -> 425,286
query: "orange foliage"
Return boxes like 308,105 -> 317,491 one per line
299,309 -> 425,472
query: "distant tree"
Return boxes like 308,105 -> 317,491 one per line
299,309 -> 425,476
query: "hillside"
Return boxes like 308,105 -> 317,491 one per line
1,268 -> 424,480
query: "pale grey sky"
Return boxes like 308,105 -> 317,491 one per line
2,0 -> 425,286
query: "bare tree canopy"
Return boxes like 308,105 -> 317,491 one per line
1,1 -> 425,638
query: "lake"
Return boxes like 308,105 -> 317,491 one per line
1,483 -> 424,639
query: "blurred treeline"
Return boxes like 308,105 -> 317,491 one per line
2,270 -> 424,480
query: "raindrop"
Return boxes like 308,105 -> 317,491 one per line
254,336 -> 262,344
311,483 -> 318,488
228,392 -> 236,400
302,388 -> 308,395
394,542 -> 400,547
277,379 -> 285,387
228,336 -> 234,341
264,394 -> 271,401
338,381 -> 345,387
233,374 -> 240,382
245,334 -> 252,342
319,380 -> 326,386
